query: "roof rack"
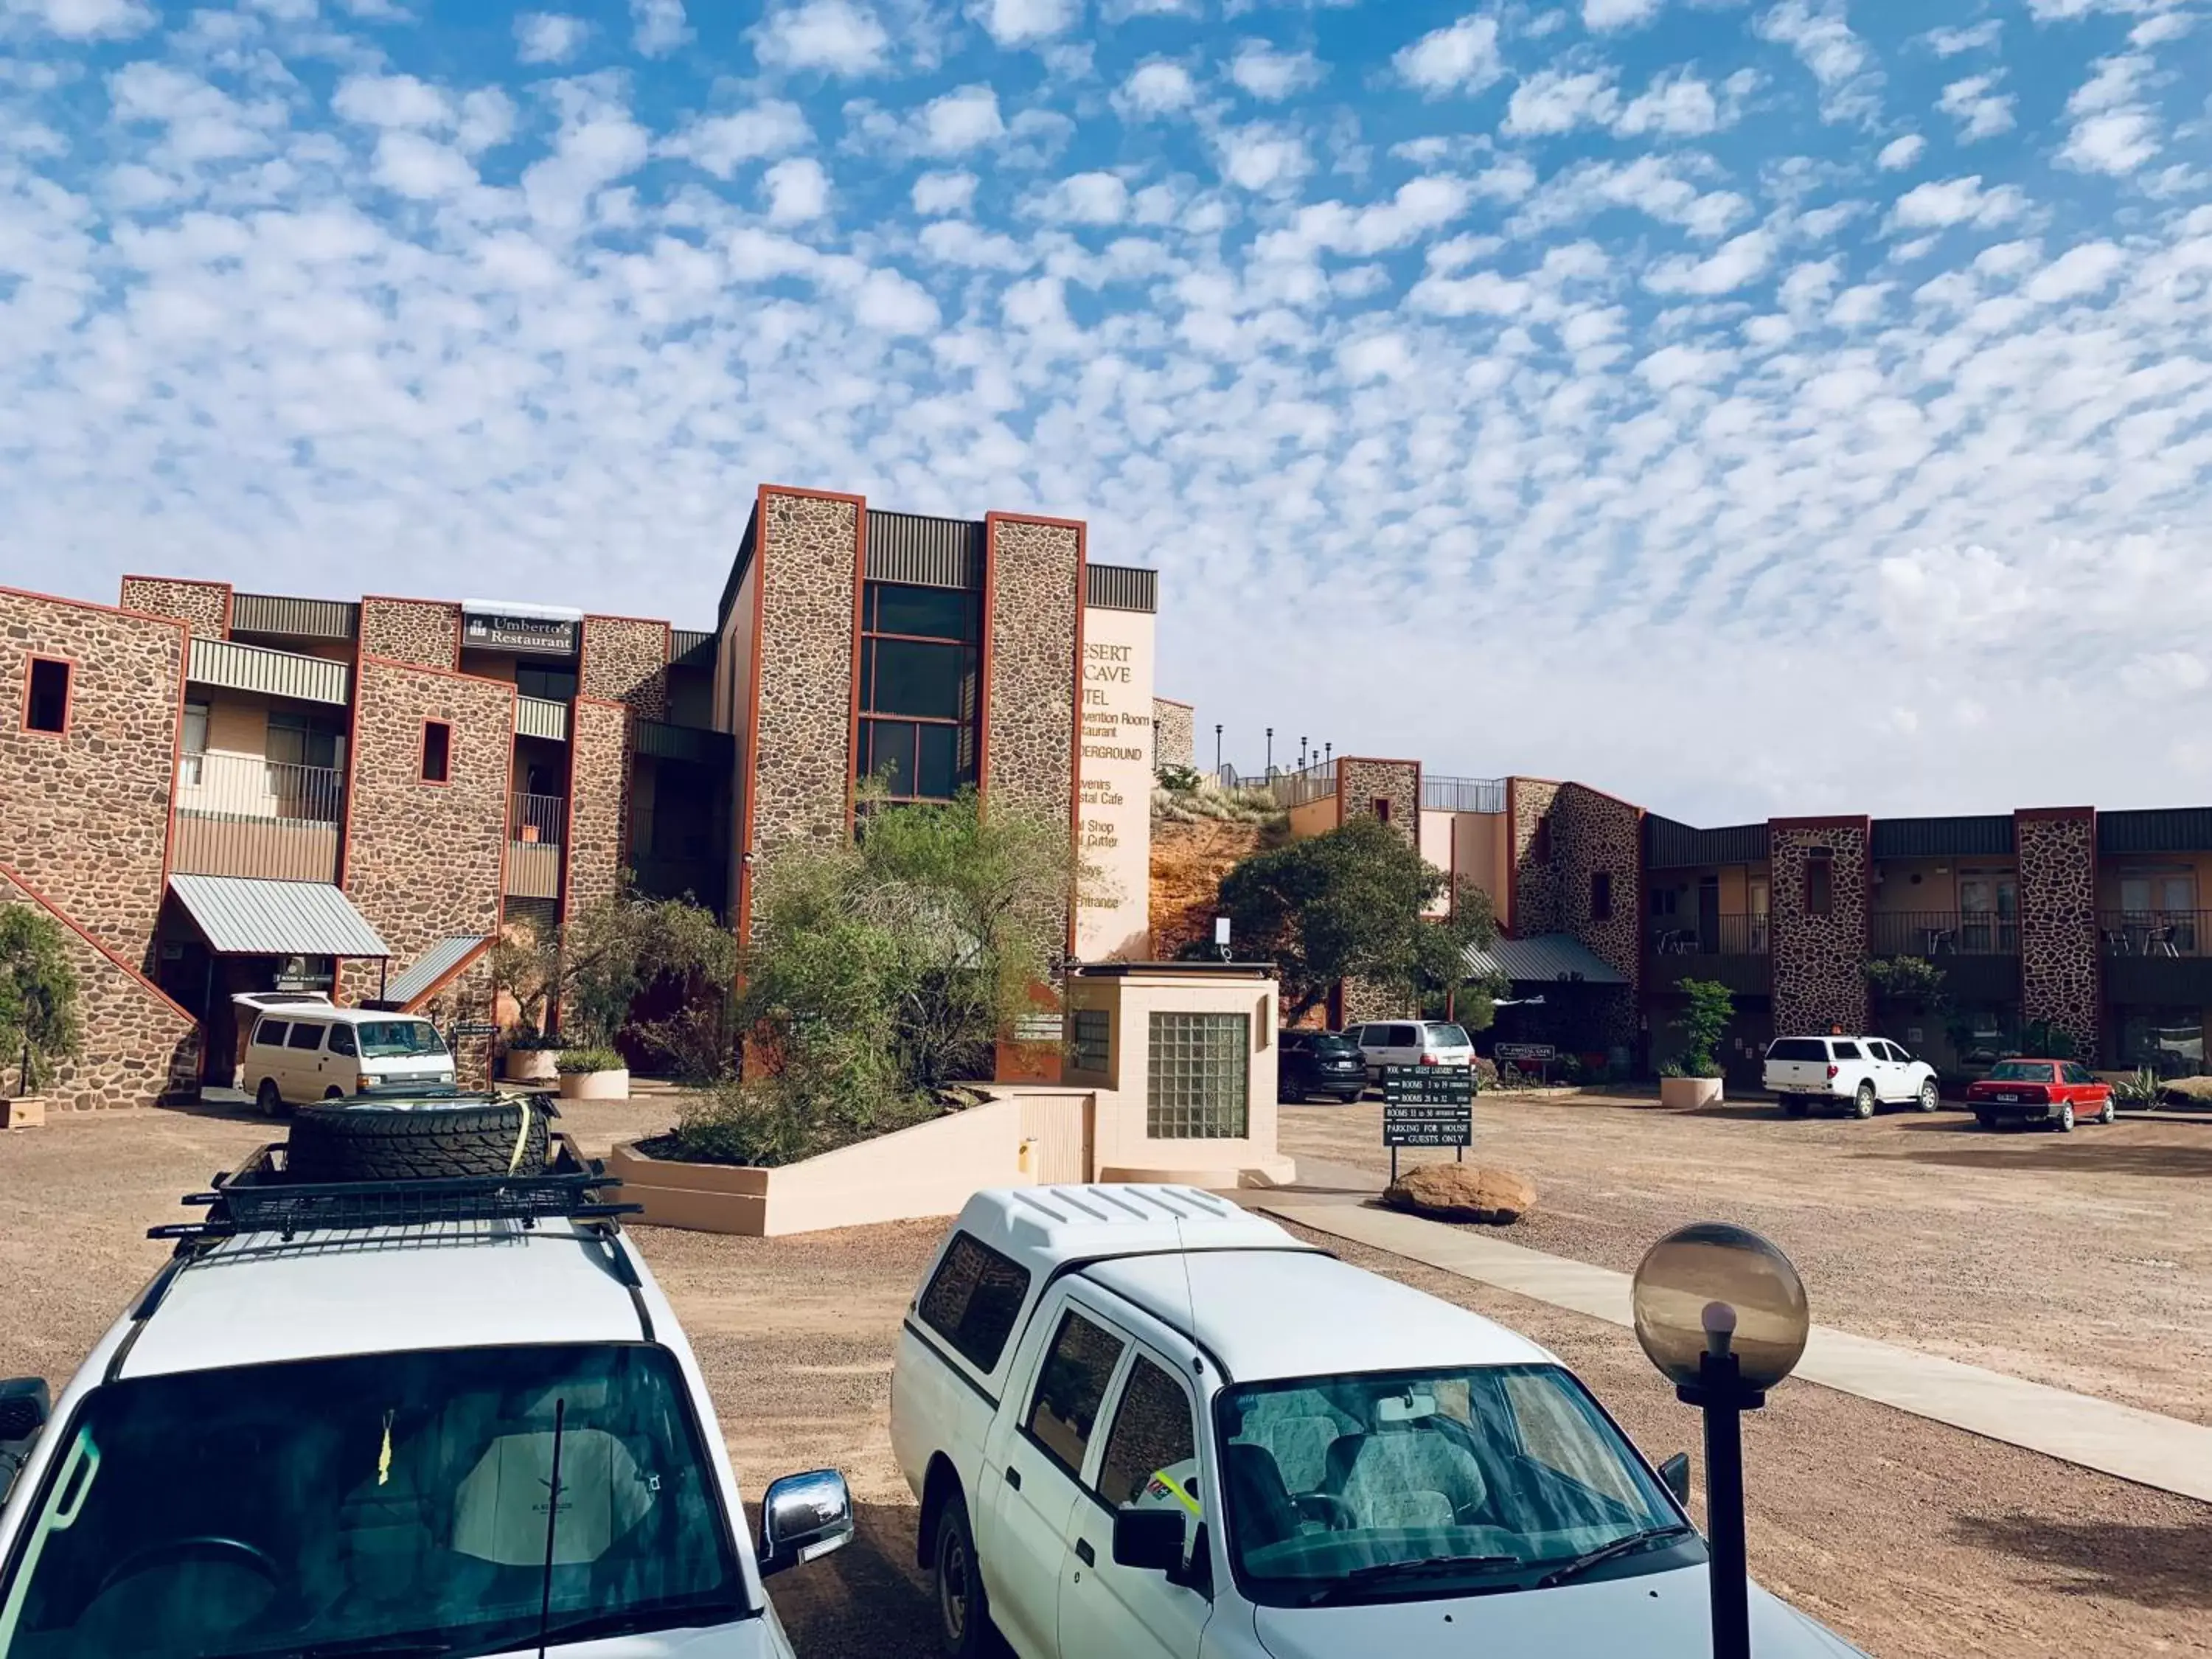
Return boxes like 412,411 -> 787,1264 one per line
149,1142 -> 641,1245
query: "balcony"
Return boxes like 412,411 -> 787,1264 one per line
1871,911 -> 2019,957
507,792 -> 566,900
1645,914 -> 1770,995
2101,911 -> 2212,1004
1421,774 -> 1507,814
172,753 -> 344,883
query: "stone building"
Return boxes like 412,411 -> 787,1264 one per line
0,485 -> 1159,1108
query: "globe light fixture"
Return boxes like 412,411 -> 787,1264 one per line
1632,1222 -> 1810,1659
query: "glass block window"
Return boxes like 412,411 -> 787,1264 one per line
1068,1008 -> 1110,1074
1147,1012 -> 1249,1139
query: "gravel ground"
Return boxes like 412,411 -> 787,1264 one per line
4,1100 -> 2208,1658
1279,1094 -> 2212,1425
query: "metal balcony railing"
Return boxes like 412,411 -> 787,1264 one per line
1421,774 -> 1507,814
1647,914 -> 1770,957
509,793 -> 567,847
1871,910 -> 2020,957
177,752 -> 344,823
172,753 -> 344,883
2100,911 -> 2211,957
1215,761 -> 1336,810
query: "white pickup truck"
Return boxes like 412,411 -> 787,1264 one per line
1763,1035 -> 1940,1119
889,1185 -> 1864,1659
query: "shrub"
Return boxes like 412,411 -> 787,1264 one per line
657,1059 -> 938,1169
554,1045 -> 626,1075
2160,1074 -> 2212,1105
0,908 -> 82,1096
1151,779 -> 1287,827
504,1031 -> 566,1053
2110,1067 -> 2160,1109
1672,978 -> 1735,1079
1154,762 -> 1203,793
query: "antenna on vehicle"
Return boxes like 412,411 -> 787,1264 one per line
1173,1212 -> 1202,1376
535,1397 -> 568,1659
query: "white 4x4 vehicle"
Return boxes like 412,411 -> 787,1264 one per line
1764,1036 -> 1940,1119
890,1186 -> 1863,1659
1346,1021 -> 1475,1083
0,1104 -> 853,1659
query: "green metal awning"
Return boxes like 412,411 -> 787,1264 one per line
1464,933 -> 1629,986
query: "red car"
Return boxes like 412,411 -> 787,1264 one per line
1965,1059 -> 2115,1131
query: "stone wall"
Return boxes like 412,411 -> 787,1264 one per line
1152,698 -> 1194,772
744,490 -> 862,930
2016,809 -> 2101,1060
1554,784 -> 1644,1046
342,658 -> 511,981
985,515 -> 1082,827
581,615 -> 671,720
1506,777 -> 1562,936
0,864 -> 198,1109
1337,758 -> 1419,844
0,589 -> 184,961
1770,819 -> 1872,1037
566,696 -> 630,922
119,577 -> 230,639
407,948 -> 499,1090
360,597 -> 460,670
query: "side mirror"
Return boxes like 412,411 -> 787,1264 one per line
0,1379 -> 49,1447
758,1469 -> 855,1578
1658,1452 -> 1691,1506
1113,1506 -> 1186,1572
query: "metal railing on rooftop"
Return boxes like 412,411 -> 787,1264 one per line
1215,761 -> 1336,810
1421,774 -> 1506,814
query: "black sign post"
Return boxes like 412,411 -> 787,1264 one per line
1382,1064 -> 1475,1183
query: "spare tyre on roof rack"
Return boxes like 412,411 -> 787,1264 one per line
285,1093 -> 554,1183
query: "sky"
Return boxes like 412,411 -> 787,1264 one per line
1,0 -> 2208,825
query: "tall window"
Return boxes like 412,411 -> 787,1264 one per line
420,720 -> 452,785
1590,871 -> 1613,921
268,709 -> 346,772
1531,819 -> 1552,864
1804,848 -> 1834,916
856,582 -> 979,803
23,658 -> 69,734
1148,1012 -> 1249,1139
181,700 -> 209,784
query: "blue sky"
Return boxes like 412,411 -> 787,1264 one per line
1,0 -> 2208,821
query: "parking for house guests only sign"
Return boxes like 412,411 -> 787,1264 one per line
1382,1065 -> 1474,1178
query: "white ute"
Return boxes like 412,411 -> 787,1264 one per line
0,1132 -> 854,1659
890,1185 -> 1865,1659
1763,1035 -> 1940,1119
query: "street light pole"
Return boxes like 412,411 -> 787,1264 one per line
1214,724 -> 1222,774
1265,727 -> 1273,771
1683,1325 -> 1753,1659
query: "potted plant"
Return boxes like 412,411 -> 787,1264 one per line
0,909 -> 80,1127
1660,978 -> 1733,1108
555,1044 -> 630,1101
501,1030 -> 563,1083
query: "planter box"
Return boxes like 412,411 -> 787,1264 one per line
1660,1076 -> 1724,1109
502,1049 -> 560,1083
1,1099 -> 46,1130
608,1094 -> 1034,1238
558,1068 -> 630,1102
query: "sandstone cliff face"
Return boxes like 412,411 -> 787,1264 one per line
1148,816 -> 1272,959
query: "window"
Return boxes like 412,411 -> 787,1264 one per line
1590,872 -> 1613,921
1765,1038 -> 1824,1062
2064,1062 -> 2095,1085
181,700 -> 209,785
1385,1024 -> 1420,1046
285,1022 -> 326,1051
358,1020 -> 449,1059
857,582 -> 980,804
1830,1041 -> 1862,1060
252,1019 -> 290,1048
515,664 -> 578,702
1068,1008 -> 1110,1074
1804,849 -> 1834,916
1026,1310 -> 1127,1477
1986,1060 -> 2057,1082
1371,798 -> 1391,824
420,720 -> 452,784
1096,1355 -> 1197,1509
1149,1013 -> 1250,1139
326,1026 -> 358,1059
917,1233 -> 1033,1373
1649,887 -> 1679,917
23,657 -> 69,734
1423,1023 -> 1472,1047
267,709 -> 346,773
1531,820 -> 1552,864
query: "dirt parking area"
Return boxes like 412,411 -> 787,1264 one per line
1281,1094 -> 2212,1426
3,1101 -> 2208,1658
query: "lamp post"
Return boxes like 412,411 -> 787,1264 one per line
1214,724 -> 1222,775
1299,736 -> 1309,768
1265,727 -> 1273,772
1630,1222 -> 1809,1659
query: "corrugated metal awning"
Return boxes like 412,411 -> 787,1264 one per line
385,934 -> 490,1006
168,874 -> 390,959
1465,932 -> 1628,986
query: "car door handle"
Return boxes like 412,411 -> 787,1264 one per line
1075,1538 -> 1095,1567
1004,1467 -> 1021,1492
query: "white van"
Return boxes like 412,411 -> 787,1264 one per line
242,1007 -> 457,1115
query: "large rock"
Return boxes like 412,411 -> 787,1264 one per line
1382,1162 -> 1535,1225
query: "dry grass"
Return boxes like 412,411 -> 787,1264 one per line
1147,815 -> 1276,958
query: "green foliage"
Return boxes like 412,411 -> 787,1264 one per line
2110,1067 -> 2160,1108
1672,978 -> 1735,1078
1154,762 -> 1203,793
1422,972 -> 1510,1032
495,892 -> 737,1077
2017,1017 -> 2081,1060
503,1031 -> 566,1052
554,1045 -> 626,1075
1211,815 -> 1500,1023
1863,955 -> 1948,1007
0,907 -> 82,1096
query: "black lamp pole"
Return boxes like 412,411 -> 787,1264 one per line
1677,1339 -> 1759,1659
1214,724 -> 1222,774
1265,728 -> 1273,771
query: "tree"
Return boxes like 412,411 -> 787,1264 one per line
1671,978 -> 1735,1079
0,908 -> 82,1096
1208,815 -> 1500,1023
1863,955 -> 1947,1010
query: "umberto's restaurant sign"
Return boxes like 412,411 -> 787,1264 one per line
462,605 -> 578,654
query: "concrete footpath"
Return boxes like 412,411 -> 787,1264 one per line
1256,1167 -> 2212,1506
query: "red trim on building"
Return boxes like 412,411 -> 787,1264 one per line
18,653 -> 75,739
1,585 -> 189,630
2014,804 -> 2098,821
977,515 -> 1000,810
398,935 -> 498,1015
1065,519 -> 1088,957
844,501 -> 872,830
159,627 -> 189,902
0,859 -> 197,1023
735,485 -> 772,945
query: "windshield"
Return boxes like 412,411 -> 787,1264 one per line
1215,1365 -> 1691,1605
0,1343 -> 747,1659
1422,1025 -> 1472,1048
358,1020 -> 449,1060
1309,1037 -> 1360,1054
1984,1061 -> 2056,1082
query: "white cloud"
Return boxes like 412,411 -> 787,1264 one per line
750,0 -> 891,75
852,267 -> 940,333
1408,268 -> 1531,316
911,170 -> 976,215
663,102 -> 810,177
1923,21 -> 2000,55
1338,333 -> 1414,384
1228,41 -> 1323,100
1037,170 -> 1129,223
5,0 -> 153,38
1644,228 -> 1773,294
921,85 -> 1005,154
1877,133 -> 1924,170
373,131 -> 476,198
333,74 -> 453,130
1394,15 -> 1505,96
1505,70 -> 1619,136
1118,59 -> 1197,117
1938,74 -> 2014,142
763,156 -> 830,222
630,0 -> 691,55
2121,650 -> 2211,698
1887,175 -> 2025,232
1214,122 -> 1309,192
1756,0 -> 1880,124
1585,0 -> 1663,29
1615,69 -> 1740,136
2022,240 -> 2126,303
970,0 -> 1079,46
2058,55 -> 2160,175
515,13 -> 589,64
